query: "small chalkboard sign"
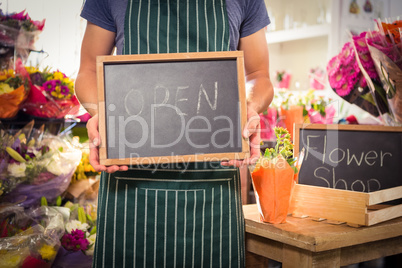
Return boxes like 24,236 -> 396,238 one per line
97,51 -> 249,166
294,124 -> 402,192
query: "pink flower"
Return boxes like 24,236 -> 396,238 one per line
61,229 -> 90,252
352,32 -> 379,80
327,41 -> 366,97
10,10 -> 28,21
33,19 -> 46,31
339,42 -> 355,65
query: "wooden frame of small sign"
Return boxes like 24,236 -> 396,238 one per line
97,51 -> 249,166
291,123 -> 402,226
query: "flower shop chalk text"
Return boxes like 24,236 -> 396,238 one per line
305,134 -> 392,192
296,125 -> 402,193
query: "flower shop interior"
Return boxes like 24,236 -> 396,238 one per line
1,0 -> 402,267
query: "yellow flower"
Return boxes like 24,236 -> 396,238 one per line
0,69 -> 15,81
38,244 -> 57,261
0,251 -> 22,267
53,71 -> 64,81
0,83 -> 15,95
25,66 -> 39,74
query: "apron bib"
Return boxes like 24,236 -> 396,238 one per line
123,0 -> 230,54
93,1 -> 244,267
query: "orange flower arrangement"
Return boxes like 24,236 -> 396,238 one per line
0,62 -> 29,118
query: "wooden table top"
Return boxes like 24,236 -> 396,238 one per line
243,204 -> 402,252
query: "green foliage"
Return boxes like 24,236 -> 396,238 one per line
262,127 -> 298,173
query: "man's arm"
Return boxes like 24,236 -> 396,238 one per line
75,22 -> 128,173
75,22 -> 116,116
222,28 -> 274,167
240,28 -> 274,114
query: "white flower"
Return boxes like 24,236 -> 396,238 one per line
46,155 -> 65,176
85,234 -> 97,256
7,162 -> 26,177
65,220 -> 90,233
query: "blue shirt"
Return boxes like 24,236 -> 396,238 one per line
81,0 -> 270,53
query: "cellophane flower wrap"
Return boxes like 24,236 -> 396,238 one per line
0,9 -> 45,69
22,67 -> 80,119
362,19 -> 402,125
306,94 -> 335,124
0,205 -> 64,268
250,127 -> 303,224
328,17 -> 402,126
0,121 -> 82,207
0,59 -> 30,118
51,201 -> 97,268
327,38 -> 385,120
309,67 -> 326,90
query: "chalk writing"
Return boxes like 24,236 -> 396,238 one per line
298,128 -> 402,193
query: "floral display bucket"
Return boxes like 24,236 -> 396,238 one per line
280,105 -> 304,141
250,157 -> 296,224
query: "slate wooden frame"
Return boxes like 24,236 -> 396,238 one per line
294,123 -> 402,191
97,51 -> 249,166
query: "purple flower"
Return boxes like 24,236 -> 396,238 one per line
32,171 -> 55,185
61,229 -> 90,252
0,159 -> 6,174
43,80 -> 56,93
30,72 -> 44,86
60,85 -> 70,96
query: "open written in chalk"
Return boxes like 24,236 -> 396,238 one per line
294,124 -> 402,192
97,51 -> 249,166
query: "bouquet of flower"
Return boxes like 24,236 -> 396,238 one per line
0,59 -> 30,118
327,39 -> 385,120
0,121 -> 82,207
0,205 -> 64,268
278,92 -> 304,141
0,9 -> 45,69
305,94 -> 335,124
22,67 -> 80,119
51,200 -> 97,268
309,67 -> 326,90
327,17 -> 402,126
250,127 -> 303,224
275,70 -> 292,89
71,152 -> 100,184
363,18 -> 402,125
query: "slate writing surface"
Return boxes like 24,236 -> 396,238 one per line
297,127 -> 402,192
104,59 -> 242,160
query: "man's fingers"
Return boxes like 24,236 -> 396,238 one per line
89,146 -> 106,172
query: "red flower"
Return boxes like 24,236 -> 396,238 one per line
21,255 -> 50,268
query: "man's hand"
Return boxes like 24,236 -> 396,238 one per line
87,114 -> 128,173
221,106 -> 261,167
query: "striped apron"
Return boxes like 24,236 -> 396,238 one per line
93,1 -> 245,267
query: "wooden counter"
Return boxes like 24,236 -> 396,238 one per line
243,204 -> 402,267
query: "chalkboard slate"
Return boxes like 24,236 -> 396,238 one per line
294,124 -> 402,192
97,52 -> 249,166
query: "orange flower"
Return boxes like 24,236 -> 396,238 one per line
381,20 -> 402,44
